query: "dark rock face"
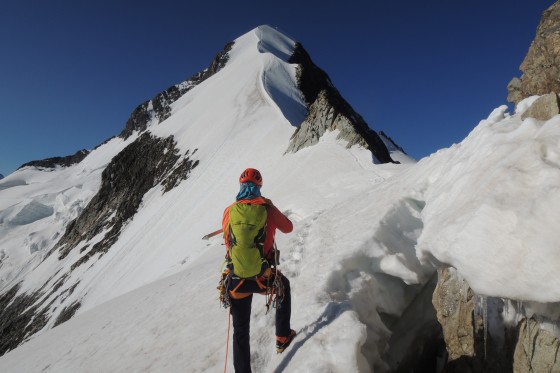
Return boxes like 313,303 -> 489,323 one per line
0,273 -> 82,357
287,43 -> 394,164
53,301 -> 82,327
53,133 -> 199,264
0,284 -> 48,356
508,1 -> 560,104
18,149 -> 90,170
120,42 -> 234,139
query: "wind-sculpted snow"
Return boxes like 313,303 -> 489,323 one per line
0,178 -> 26,191
261,57 -> 307,127
417,103 -> 560,303
10,201 -> 54,226
255,25 -> 295,61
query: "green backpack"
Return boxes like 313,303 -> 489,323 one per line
228,203 -> 268,278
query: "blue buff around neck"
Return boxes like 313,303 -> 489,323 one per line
236,182 -> 261,200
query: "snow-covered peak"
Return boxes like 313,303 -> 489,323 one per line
229,25 -> 296,62
255,25 -> 296,61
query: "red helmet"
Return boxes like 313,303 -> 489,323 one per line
239,168 -> 263,186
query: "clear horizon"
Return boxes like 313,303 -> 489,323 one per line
0,0 -> 553,176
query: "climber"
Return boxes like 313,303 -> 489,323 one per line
221,168 -> 296,372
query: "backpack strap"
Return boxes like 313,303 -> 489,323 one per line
222,197 -> 269,257
225,200 -> 270,278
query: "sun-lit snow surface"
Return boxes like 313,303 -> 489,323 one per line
418,103 -> 560,303
0,136 -> 136,291
1,24 -> 560,372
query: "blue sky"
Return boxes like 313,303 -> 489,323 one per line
0,0 -> 553,176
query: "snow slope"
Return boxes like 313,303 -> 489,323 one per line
1,25 -> 560,372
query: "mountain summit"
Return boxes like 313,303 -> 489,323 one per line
119,25 -> 395,163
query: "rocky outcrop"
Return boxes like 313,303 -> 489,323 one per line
0,284 -> 49,356
432,268 -> 519,372
53,301 -> 82,327
53,133 -> 199,263
0,272 -> 83,357
514,317 -> 560,372
287,43 -> 394,164
433,268 -> 481,366
18,149 -> 90,170
432,268 -> 560,373
521,92 -> 560,120
119,41 -> 234,139
508,1 -> 560,105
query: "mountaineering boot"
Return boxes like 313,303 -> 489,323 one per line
276,329 -> 297,353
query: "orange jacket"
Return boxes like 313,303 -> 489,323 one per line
222,197 -> 293,260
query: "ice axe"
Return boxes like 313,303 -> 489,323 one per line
202,228 -> 223,240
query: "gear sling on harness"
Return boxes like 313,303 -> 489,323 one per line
222,264 -> 285,313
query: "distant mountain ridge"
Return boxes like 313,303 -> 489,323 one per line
17,26 -> 397,171
119,25 -> 395,163
118,41 -> 234,140
18,149 -> 90,170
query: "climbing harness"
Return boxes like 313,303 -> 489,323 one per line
219,243 -> 285,371
218,245 -> 285,311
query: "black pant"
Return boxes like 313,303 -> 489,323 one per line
229,273 -> 291,373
